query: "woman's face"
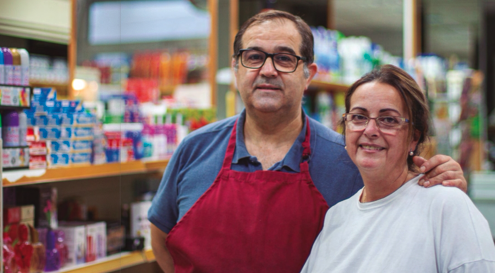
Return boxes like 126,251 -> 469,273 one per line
345,81 -> 418,176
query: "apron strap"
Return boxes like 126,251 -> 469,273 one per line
301,117 -> 311,159
221,120 -> 238,170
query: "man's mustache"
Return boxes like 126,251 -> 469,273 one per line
252,77 -> 284,89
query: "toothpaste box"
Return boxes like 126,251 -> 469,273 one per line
29,155 -> 47,169
48,153 -> 70,167
74,113 -> 96,126
71,152 -> 91,165
33,87 -> 57,102
47,140 -> 71,153
72,140 -> 92,152
73,127 -> 93,139
60,113 -> 74,126
29,141 -> 47,155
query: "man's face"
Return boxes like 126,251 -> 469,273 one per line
232,19 -> 316,115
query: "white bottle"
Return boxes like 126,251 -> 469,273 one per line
17,49 -> 30,86
18,111 -> 27,146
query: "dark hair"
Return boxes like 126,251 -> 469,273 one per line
233,10 -> 314,64
341,64 -> 430,170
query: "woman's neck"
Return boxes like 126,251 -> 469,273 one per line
360,167 -> 417,203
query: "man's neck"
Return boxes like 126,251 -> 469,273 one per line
243,109 -> 304,170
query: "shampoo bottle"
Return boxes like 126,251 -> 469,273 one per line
10,48 -> 21,85
0,48 -> 5,84
18,49 -> 30,86
2,48 -> 14,85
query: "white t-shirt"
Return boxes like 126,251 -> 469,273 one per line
301,175 -> 495,273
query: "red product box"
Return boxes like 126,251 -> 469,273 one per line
29,141 -> 47,155
30,155 -> 47,170
4,207 -> 21,225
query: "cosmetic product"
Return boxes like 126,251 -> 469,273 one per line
18,49 -> 29,86
44,230 -> 61,272
3,48 -> 14,85
0,47 -> 5,84
10,48 -> 21,85
29,226 -> 46,273
3,111 -> 20,147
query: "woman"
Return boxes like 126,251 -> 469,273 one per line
301,65 -> 495,272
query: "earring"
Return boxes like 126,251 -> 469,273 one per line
344,146 -> 347,150
409,150 -> 414,156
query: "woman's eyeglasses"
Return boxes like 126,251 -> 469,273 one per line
342,113 -> 409,133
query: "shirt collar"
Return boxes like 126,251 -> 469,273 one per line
232,109 -> 309,172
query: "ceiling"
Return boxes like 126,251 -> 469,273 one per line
332,0 -> 481,64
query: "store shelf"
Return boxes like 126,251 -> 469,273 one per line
30,82 -> 69,97
57,251 -> 150,273
309,80 -> 350,93
2,159 -> 169,187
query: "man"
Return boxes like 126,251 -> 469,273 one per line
149,10 -> 467,273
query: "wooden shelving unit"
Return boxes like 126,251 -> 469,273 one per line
3,159 -> 169,187
56,250 -> 156,273
309,80 -> 350,93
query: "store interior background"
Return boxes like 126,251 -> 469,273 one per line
1,0 -> 495,272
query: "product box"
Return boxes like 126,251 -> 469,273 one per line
29,141 -> 47,155
30,154 -> 47,169
27,115 -> 48,126
130,201 -> 152,249
71,152 -> 91,165
74,113 -> 96,126
20,205 -> 35,227
47,140 -> 71,153
60,114 -> 74,126
73,127 -> 93,139
3,206 -> 21,225
3,147 -> 30,168
33,87 -> 56,102
47,114 -> 62,126
39,126 -> 73,140
106,221 -> 124,255
72,140 -> 92,152
49,153 -> 70,167
58,224 -> 86,266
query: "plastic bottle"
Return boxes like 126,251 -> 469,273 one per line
10,48 -> 21,86
18,49 -> 30,86
18,111 -> 27,146
0,48 -> 5,84
3,111 -> 19,147
44,230 -> 61,272
165,114 -> 177,156
3,48 -> 14,85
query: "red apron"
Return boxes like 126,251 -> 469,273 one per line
166,118 -> 329,273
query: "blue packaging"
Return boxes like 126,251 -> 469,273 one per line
47,114 -> 62,126
49,153 -> 70,167
60,114 -> 74,126
27,115 -> 48,126
124,129 -> 143,160
71,152 -> 91,164
33,88 -> 56,102
72,140 -> 92,151
105,148 -> 119,163
61,100 -> 80,114
48,140 -> 71,153
74,113 -> 95,126
39,127 -> 72,139
73,127 -> 92,138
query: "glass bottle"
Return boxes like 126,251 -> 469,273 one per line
44,230 -> 61,272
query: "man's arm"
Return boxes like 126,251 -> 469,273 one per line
413,155 -> 467,192
151,223 -> 175,273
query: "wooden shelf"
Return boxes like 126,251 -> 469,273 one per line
3,159 -> 169,187
309,80 -> 350,93
30,82 -> 69,97
57,250 -> 155,273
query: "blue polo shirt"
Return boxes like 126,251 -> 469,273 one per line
148,110 -> 363,234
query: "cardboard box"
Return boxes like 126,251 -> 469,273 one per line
130,201 -> 152,249
58,225 -> 86,266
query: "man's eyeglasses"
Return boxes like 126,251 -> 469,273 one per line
342,113 -> 410,134
234,49 -> 306,73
